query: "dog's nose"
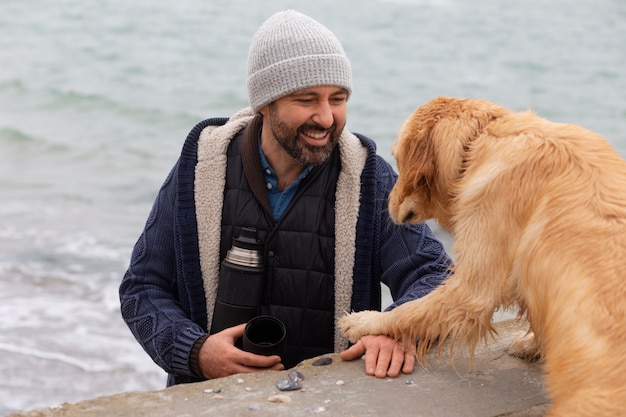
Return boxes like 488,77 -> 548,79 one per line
402,210 -> 415,223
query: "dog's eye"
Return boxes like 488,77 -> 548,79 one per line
416,176 -> 428,188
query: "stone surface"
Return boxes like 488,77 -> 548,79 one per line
8,320 -> 550,417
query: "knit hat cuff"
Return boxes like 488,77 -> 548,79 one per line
248,53 -> 352,111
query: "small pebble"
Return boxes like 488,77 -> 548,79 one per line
267,394 -> 291,403
406,379 -> 415,386
335,380 -> 344,386
307,406 -> 326,413
248,404 -> 261,411
312,357 -> 333,366
203,387 -> 221,394
245,387 -> 252,392
289,370 -> 304,382
237,378 -> 244,384
276,378 -> 302,391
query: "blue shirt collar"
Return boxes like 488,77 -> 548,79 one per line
258,135 -> 313,221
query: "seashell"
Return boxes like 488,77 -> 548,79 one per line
276,378 -> 302,391
267,394 -> 292,403
289,370 -> 304,382
312,357 -> 332,366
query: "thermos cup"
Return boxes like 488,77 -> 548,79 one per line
210,227 -> 287,355
242,315 -> 287,356
210,227 -> 266,334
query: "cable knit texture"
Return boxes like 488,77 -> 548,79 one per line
119,109 -> 452,386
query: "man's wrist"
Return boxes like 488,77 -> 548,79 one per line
189,334 -> 210,378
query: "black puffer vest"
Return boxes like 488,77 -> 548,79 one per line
219,116 -> 339,368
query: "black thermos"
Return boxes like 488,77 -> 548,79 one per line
210,227 -> 265,334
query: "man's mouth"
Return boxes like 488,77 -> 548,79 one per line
300,127 -> 333,146
304,130 -> 327,140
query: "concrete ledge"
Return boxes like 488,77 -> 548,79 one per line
9,320 -> 550,417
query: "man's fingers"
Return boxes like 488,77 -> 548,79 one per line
383,343 -> 407,378
339,339 -> 366,361
402,344 -> 416,374
239,352 -> 283,369
222,323 -> 246,339
340,335 -> 415,379
234,360 -> 285,375
374,343 -> 393,378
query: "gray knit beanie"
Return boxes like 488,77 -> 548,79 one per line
247,10 -> 352,111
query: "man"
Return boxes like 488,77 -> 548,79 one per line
119,9 -> 451,386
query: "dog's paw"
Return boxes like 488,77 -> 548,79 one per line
339,310 -> 388,343
508,331 -> 543,362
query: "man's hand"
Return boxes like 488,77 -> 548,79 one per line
340,335 -> 415,378
197,324 -> 284,380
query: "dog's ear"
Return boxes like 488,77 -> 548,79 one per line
408,133 -> 436,191
394,113 -> 437,192
421,97 -> 511,185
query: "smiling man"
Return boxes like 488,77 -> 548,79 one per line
262,87 -> 347,168
259,86 -> 347,204
119,9 -> 452,387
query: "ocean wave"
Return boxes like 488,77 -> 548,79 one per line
0,78 -> 27,93
0,342 -> 112,373
0,76 -> 199,134
42,86 -> 198,127
0,126 -> 71,154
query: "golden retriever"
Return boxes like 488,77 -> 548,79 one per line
340,97 -> 626,416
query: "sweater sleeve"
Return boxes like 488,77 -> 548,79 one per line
119,162 -> 207,379
374,158 -> 453,310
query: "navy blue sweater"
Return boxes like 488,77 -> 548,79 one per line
120,115 -> 452,385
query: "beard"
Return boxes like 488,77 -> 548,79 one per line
267,104 -> 343,166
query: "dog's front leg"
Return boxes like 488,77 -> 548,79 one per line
340,270 -> 499,366
339,309 -> 399,343
339,290 -> 448,365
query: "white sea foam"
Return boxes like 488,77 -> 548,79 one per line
0,342 -> 111,373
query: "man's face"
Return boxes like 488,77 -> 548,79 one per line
261,86 -> 349,166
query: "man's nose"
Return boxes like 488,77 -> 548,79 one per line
311,100 -> 334,129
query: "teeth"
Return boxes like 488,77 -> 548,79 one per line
304,131 -> 326,139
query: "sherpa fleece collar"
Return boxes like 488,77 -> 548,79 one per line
194,107 -> 367,352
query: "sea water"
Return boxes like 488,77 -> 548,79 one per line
1,0 -> 625,414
